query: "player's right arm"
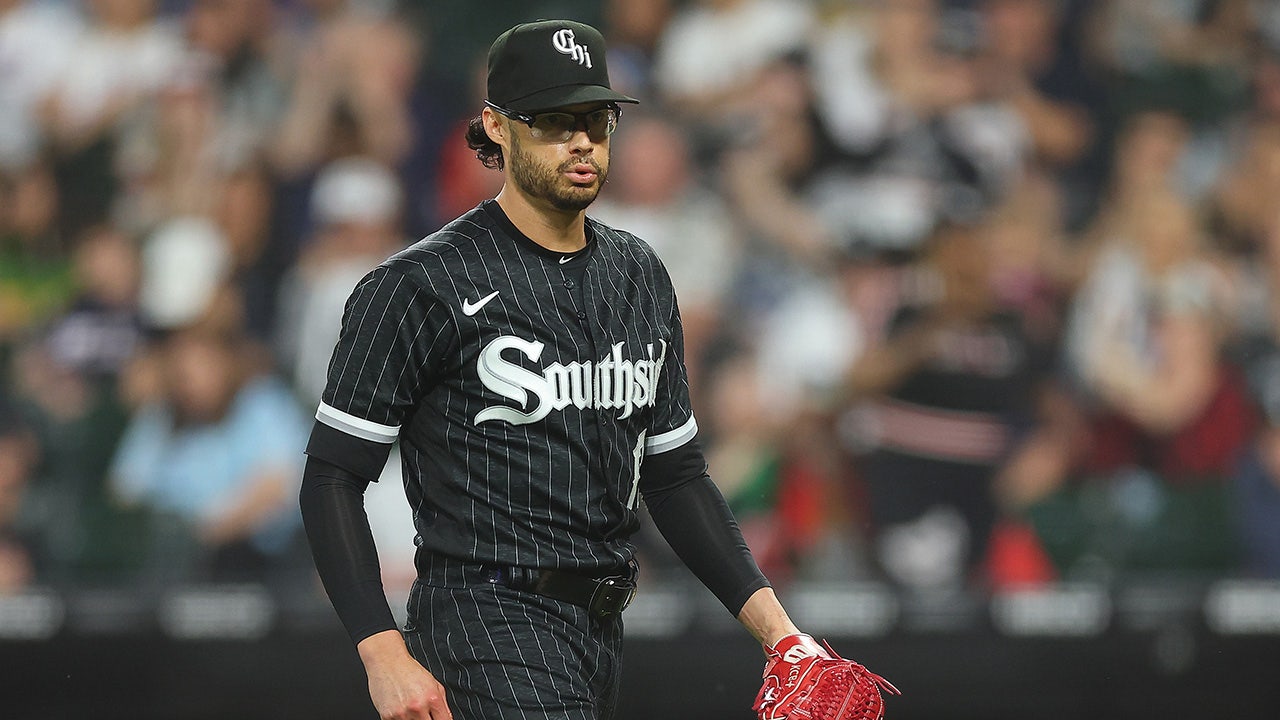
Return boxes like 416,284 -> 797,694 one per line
299,458 -> 453,719
298,264 -> 457,719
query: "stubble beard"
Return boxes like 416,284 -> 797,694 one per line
508,131 -> 607,213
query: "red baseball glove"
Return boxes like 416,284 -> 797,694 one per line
753,633 -> 900,720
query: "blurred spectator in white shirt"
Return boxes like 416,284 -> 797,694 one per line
276,156 -> 405,404
1035,190 -> 1256,576
807,0 -> 1022,257
0,0 -> 82,171
653,0 -> 814,120
40,0 -> 186,238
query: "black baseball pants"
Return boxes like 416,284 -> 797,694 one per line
403,558 -> 625,720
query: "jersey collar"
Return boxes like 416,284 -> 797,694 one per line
481,199 -> 596,264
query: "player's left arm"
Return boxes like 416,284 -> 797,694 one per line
636,283 -> 773,618
638,442 -> 796,642
641,278 -> 897,719
638,439 -> 772,617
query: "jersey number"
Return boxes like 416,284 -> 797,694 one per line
626,431 -> 646,510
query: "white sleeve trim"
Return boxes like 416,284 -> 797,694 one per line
316,402 -> 400,444
645,416 -> 698,455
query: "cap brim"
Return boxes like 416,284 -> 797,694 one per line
507,84 -> 639,113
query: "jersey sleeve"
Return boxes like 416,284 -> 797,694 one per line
645,289 -> 698,456
306,265 -> 455,479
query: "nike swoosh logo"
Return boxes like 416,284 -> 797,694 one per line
559,255 -> 574,264
461,290 -> 500,316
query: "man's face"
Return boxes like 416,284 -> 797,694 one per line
501,103 -> 612,213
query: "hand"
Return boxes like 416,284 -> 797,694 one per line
765,632 -> 831,664
754,633 -> 899,720
358,630 -> 453,719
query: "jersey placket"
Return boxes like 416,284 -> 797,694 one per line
564,256 -> 610,503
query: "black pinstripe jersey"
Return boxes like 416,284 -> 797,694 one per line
305,200 -> 698,572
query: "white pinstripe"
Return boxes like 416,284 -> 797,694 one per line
334,272 -> 400,411
327,272 -> 383,407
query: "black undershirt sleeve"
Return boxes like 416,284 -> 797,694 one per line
639,438 -> 771,616
305,417 -> 394,482
298,454 -> 398,645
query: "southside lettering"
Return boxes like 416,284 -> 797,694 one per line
475,336 -> 667,425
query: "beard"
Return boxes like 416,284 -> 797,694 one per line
508,131 -> 608,213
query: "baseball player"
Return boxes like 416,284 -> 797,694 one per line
299,19 -> 894,720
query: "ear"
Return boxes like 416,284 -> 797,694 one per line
482,107 -> 507,148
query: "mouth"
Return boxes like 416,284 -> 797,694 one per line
563,162 -> 600,185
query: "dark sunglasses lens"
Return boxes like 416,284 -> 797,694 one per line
530,109 -> 618,140
532,113 -> 576,138
586,110 -> 616,136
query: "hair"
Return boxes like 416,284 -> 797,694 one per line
466,115 -> 505,170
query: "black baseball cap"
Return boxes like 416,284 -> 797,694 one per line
487,20 -> 638,113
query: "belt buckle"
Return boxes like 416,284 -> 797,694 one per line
589,575 -> 636,616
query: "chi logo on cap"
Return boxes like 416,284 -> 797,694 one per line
552,28 -> 592,68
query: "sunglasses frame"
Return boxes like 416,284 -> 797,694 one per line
485,101 -> 623,143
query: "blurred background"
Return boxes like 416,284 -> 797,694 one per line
3,0 -> 1280,717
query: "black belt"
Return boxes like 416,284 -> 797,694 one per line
484,563 -> 637,617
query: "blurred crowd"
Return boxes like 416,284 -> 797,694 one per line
4,0 -> 1280,603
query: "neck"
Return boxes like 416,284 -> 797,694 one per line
494,186 -> 588,253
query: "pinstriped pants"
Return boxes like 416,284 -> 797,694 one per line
403,568 -> 625,720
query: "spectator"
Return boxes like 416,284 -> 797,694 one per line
0,158 -> 72,347
181,0 -> 288,171
1211,118 -> 1280,256
40,0 -> 187,238
653,0 -> 814,121
426,54 -> 503,229
126,0 -> 283,226
269,0 -> 422,177
806,0 -> 1011,257
267,0 -> 421,282
1089,0 -> 1255,126
0,0 -> 82,171
1076,110 -> 1193,283
840,219 -> 1042,590
590,113 -> 739,389
696,351 -> 836,586
717,51 -> 886,396
984,166 -> 1073,349
602,0 -> 673,102
213,162 -> 284,340
1055,190 -> 1254,576
276,156 -> 406,403
721,56 -> 836,276
975,0 -> 1097,169
109,322 -> 309,584
7,225 -> 146,582
1067,192 -> 1234,453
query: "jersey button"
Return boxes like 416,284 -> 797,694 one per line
576,310 -> 587,320
563,279 -> 574,289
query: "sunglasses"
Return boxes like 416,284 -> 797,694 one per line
485,101 -> 622,143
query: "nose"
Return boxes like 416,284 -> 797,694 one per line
566,123 -> 595,151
